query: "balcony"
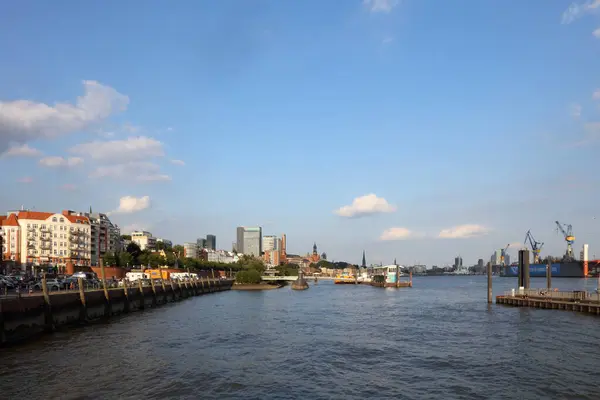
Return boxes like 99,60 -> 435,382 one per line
41,242 -> 52,250
27,241 -> 36,249
40,236 -> 52,242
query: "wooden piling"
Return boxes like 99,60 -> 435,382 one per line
149,276 -> 157,306
169,279 -> 176,301
41,272 -> 54,332
409,271 -> 413,288
77,277 -> 87,322
137,279 -> 145,310
99,260 -> 111,317
487,262 -> 492,304
160,278 -> 167,303
122,279 -> 130,313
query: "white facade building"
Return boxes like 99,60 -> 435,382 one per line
183,242 -> 199,258
131,231 -> 156,251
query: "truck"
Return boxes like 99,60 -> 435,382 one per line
145,269 -> 171,280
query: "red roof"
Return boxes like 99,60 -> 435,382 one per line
18,211 -> 54,221
64,215 -> 90,224
1,214 -> 19,226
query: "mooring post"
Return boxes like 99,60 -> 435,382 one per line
77,277 -> 87,322
41,272 -> 54,332
160,277 -> 167,303
546,260 -> 552,290
137,278 -> 145,310
200,276 -> 206,293
395,264 -> 399,288
487,262 -> 492,304
122,279 -> 130,313
169,278 -> 176,301
99,259 -> 111,316
149,275 -> 157,306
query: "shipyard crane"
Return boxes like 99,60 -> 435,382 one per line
500,243 -> 510,266
555,221 -> 575,260
524,230 -> 544,263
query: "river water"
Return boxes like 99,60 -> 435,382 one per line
2,276 -> 600,400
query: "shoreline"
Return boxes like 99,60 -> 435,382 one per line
232,284 -> 283,291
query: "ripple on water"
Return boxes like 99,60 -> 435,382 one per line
2,277 -> 600,399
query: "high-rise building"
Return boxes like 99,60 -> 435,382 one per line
505,254 -> 511,266
454,256 -> 463,270
236,226 -> 262,256
206,234 -> 216,250
263,235 -> 277,252
197,238 -> 207,249
477,259 -> 484,269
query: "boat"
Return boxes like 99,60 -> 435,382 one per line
499,261 -> 585,278
334,272 -> 355,284
370,265 -> 412,288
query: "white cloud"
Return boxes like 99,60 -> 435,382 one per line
594,27 -> 600,37
438,224 -> 489,239
1,143 -> 42,158
570,103 -> 582,118
561,0 -> 600,24
70,136 -> 164,161
89,161 -> 170,182
17,176 -> 33,183
334,194 -> 396,217
39,156 -> 83,168
380,227 -> 414,241
112,195 -> 151,214
0,80 -> 128,153
60,183 -> 77,191
364,0 -> 399,13
170,159 -> 185,166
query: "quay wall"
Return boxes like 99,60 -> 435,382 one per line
0,278 -> 233,347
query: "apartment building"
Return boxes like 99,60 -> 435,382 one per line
130,231 -> 156,251
64,210 -> 121,266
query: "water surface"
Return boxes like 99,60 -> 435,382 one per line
1,276 -> 599,399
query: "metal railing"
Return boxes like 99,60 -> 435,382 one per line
503,288 -> 589,301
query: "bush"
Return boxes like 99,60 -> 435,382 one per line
235,269 -> 262,284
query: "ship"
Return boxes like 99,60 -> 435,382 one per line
499,261 -> 585,278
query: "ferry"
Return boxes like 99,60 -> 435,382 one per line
334,272 -> 356,284
370,265 -> 412,288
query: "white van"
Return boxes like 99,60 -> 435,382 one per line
125,272 -> 149,282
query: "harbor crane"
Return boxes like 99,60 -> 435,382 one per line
524,230 -> 544,263
500,243 -> 510,266
555,221 -> 575,260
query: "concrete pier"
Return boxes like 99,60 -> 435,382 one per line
496,288 -> 600,316
0,278 -> 233,347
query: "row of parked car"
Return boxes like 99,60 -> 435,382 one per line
0,272 -> 108,292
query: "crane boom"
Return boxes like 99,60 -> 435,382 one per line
524,230 -> 544,263
555,221 -> 575,259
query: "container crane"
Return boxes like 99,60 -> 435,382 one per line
524,230 -> 544,263
555,221 -> 575,260
500,243 -> 510,266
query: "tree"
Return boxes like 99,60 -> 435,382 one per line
118,252 -> 133,267
173,245 -> 184,258
237,254 -> 265,274
120,234 -> 132,241
126,242 -> 142,264
102,252 -> 118,267
235,270 -> 262,284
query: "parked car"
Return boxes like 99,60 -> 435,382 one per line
33,279 -> 63,291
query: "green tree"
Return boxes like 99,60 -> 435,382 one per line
102,252 -> 118,267
173,245 -> 184,258
126,242 -> 142,264
235,269 -> 262,284
237,254 -> 265,274
118,252 -> 133,267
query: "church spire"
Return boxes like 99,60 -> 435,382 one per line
361,250 -> 366,268
313,242 -> 317,254
394,258 -> 397,265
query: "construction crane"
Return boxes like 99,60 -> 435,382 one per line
555,221 -> 575,260
524,230 -> 544,263
500,243 -> 510,266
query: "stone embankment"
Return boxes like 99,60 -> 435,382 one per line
0,277 -> 233,346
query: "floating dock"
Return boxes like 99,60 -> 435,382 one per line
496,288 -> 600,315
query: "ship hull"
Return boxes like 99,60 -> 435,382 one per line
500,262 -> 584,278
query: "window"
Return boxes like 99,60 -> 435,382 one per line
60,218 -> 64,222
53,250 -> 57,255
52,217 -> 57,222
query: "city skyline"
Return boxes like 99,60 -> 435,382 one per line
1,1 -> 599,265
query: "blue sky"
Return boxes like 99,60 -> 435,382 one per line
1,0 -> 599,266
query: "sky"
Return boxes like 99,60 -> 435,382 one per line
1,0 -> 599,266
